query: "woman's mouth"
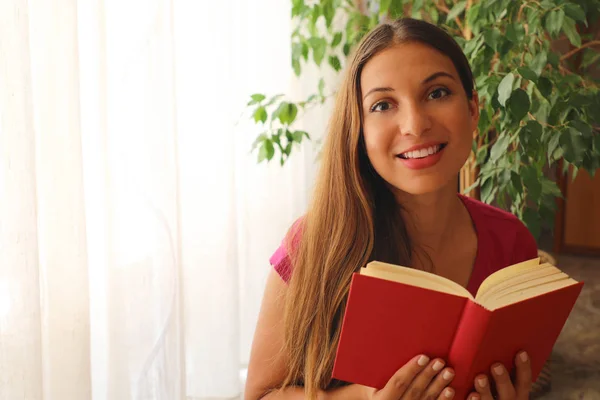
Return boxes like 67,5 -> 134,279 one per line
397,143 -> 447,159
395,143 -> 447,170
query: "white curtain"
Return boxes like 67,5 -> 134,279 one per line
0,0 -> 329,399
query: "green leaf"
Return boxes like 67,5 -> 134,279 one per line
466,3 -> 481,30
545,9 -> 565,38
536,77 -> 552,99
293,130 -> 309,143
318,78 -> 325,96
511,171 -> 523,193
506,23 -> 525,44
560,127 -> 587,163
564,3 -> 587,24
562,17 -> 581,47
265,94 -> 284,106
491,134 -> 510,162
540,0 -> 556,9
483,28 -> 502,52
328,55 -> 342,72
531,52 -> 548,76
380,0 -> 392,14
331,32 -> 343,48
498,73 -> 515,107
517,67 -> 538,82
547,131 -> 561,163
309,37 -> 327,66
462,177 -> 481,195
251,133 -> 267,151
250,94 -> 266,104
258,139 -> 275,163
292,59 -> 301,76
569,120 -> 593,137
547,52 -> 560,68
253,106 -> 268,124
521,120 -> 543,145
508,89 -> 531,121
322,2 -> 334,28
583,51 -> 600,69
447,0 -> 467,20
541,178 -> 563,198
292,0 -> 304,16
301,42 -> 309,60
523,207 -> 541,239
522,165 -> 542,200
480,177 -> 494,203
343,43 -> 351,56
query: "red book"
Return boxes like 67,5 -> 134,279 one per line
332,258 -> 583,400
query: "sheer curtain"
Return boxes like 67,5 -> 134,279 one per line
0,0 -> 326,399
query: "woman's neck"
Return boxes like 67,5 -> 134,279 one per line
395,181 -> 466,258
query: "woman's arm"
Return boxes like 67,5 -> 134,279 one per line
245,269 -> 365,400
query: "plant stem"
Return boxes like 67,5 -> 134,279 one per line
560,41 -> 600,61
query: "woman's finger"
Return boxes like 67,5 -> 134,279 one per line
514,351 -> 532,398
423,367 -> 455,399
377,354 -> 429,399
473,374 -> 494,400
403,357 -> 447,399
490,363 -> 516,399
436,387 -> 455,400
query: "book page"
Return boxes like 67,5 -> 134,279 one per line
482,278 -> 579,310
361,261 -> 473,299
476,266 -> 559,305
475,258 -> 541,300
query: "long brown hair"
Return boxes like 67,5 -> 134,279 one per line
279,18 -> 475,398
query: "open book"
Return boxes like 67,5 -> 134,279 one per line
332,258 -> 583,400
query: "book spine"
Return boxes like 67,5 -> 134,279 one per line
447,300 -> 492,399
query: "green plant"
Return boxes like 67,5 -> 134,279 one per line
246,0 -> 600,239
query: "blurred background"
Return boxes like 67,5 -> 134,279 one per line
0,0 -> 598,399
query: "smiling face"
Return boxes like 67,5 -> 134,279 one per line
360,41 -> 479,197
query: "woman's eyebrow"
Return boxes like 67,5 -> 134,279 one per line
363,87 -> 394,101
422,71 -> 456,84
362,72 -> 456,101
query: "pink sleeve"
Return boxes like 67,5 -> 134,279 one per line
269,244 -> 292,282
269,217 -> 304,283
511,224 -> 539,265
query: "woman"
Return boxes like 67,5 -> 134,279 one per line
245,18 -> 537,400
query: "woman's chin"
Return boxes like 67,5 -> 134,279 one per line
391,175 -> 456,196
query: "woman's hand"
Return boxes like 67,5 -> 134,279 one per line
467,351 -> 531,400
360,354 -> 456,400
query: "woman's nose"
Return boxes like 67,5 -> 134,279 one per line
398,102 -> 432,137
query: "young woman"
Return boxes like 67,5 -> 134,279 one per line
245,18 -> 538,400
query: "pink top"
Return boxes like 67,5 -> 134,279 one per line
269,194 -> 538,297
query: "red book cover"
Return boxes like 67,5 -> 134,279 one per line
332,272 -> 583,399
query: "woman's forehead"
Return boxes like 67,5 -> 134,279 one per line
360,42 -> 458,88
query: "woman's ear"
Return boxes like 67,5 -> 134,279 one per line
468,91 -> 480,131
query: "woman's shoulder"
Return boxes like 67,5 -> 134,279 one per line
459,193 -> 523,226
458,194 -> 538,264
269,216 -> 306,283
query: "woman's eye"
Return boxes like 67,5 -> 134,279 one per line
371,101 -> 393,112
429,88 -> 451,100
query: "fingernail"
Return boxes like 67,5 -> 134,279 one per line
418,355 -> 430,366
433,360 -> 444,371
443,370 -> 454,380
494,364 -> 504,375
444,388 -> 454,398
477,376 -> 487,387
520,352 -> 529,363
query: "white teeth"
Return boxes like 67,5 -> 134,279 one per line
400,145 -> 442,159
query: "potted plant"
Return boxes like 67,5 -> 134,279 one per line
246,0 -> 600,239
